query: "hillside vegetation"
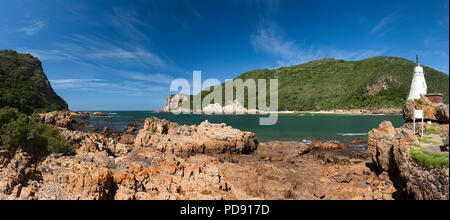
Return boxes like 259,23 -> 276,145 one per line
0,50 -> 68,114
195,57 -> 449,111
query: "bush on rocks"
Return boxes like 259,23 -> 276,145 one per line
0,107 -> 76,157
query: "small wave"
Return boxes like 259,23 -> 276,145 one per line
300,139 -> 312,145
337,133 -> 368,136
110,113 -> 117,115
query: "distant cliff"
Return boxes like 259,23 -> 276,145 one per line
0,50 -> 68,114
175,57 -> 449,111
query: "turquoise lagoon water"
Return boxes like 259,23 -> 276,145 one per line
78,111 -> 405,144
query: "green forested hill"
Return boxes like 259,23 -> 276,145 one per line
0,50 -> 68,114
195,57 -> 449,111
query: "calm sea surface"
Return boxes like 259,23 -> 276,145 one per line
78,111 -> 405,144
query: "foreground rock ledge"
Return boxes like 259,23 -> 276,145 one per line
368,121 -> 449,200
1,115 -> 261,200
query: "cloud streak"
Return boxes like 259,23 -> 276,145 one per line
17,21 -> 45,36
370,12 -> 399,36
125,72 -> 173,84
107,7 -> 150,41
21,34 -> 167,68
50,78 -> 168,96
251,21 -> 387,68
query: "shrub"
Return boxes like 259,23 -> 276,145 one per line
0,108 -> 76,156
36,123 -> 76,155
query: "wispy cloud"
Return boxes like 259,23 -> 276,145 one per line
50,78 -> 168,96
251,21 -> 296,61
438,1 -> 449,30
108,7 -> 150,41
21,34 -> 167,68
86,47 -> 165,67
97,65 -> 174,84
125,72 -> 173,84
183,0 -> 202,20
251,21 -> 386,68
17,20 -> 45,36
50,79 -> 111,90
370,12 -> 399,37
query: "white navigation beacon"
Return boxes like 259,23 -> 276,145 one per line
407,55 -> 427,100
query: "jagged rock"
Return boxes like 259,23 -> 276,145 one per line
403,94 -> 449,123
0,150 -> 9,168
36,152 -> 115,200
0,149 -> 38,199
164,94 -> 191,112
70,111 -> 90,119
134,117 -> 259,157
368,121 -> 449,200
38,111 -> 78,130
59,129 -> 133,157
351,139 -> 365,145
436,105 -> 450,123
124,124 -> 139,134
298,140 -> 350,155
112,149 -> 232,200
93,112 -> 108,117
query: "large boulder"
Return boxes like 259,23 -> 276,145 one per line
403,94 -> 449,123
93,112 -> 108,117
367,121 -> 416,172
38,111 -> 78,130
298,141 -> 351,155
60,129 -> 134,157
134,117 -> 259,157
70,111 -> 90,119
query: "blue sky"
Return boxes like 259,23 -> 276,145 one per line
1,0 -> 448,110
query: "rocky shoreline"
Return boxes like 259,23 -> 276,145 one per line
1,94 -> 448,200
368,121 -> 449,200
0,111 -> 401,200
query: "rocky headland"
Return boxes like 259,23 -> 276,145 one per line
0,50 -> 68,113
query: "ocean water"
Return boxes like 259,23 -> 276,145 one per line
78,111 -> 405,144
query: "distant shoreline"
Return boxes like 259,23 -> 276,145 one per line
153,108 -> 403,115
